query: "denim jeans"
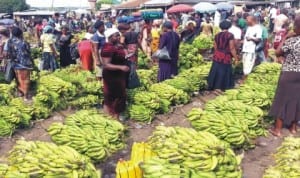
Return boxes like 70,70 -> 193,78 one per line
256,50 -> 266,63
41,52 -> 57,71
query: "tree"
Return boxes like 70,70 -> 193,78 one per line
95,1 -> 102,11
0,0 -> 29,14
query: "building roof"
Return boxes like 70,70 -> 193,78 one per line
113,0 -> 149,10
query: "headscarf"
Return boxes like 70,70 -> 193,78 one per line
186,20 -> 196,27
104,28 -> 120,42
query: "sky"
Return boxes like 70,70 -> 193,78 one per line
26,0 -> 91,8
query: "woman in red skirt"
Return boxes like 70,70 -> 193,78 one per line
101,29 -> 129,119
78,39 -> 93,71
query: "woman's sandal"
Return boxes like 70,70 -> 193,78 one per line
269,129 -> 282,137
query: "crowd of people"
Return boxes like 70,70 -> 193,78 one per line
0,5 -> 299,131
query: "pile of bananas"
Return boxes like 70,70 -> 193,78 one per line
48,110 -> 125,162
192,34 -> 214,50
188,108 -> 255,148
254,62 -> 281,74
0,106 -> 31,127
224,88 -> 273,109
38,75 -> 76,98
179,44 -> 204,71
205,99 -> 266,134
70,94 -> 101,109
0,119 -> 14,137
138,50 -> 151,69
150,83 -> 190,105
146,126 -> 242,178
163,76 -> 193,94
127,104 -> 155,123
132,91 -> 161,111
5,139 -> 100,177
136,69 -> 157,90
264,137 -> 300,178
178,64 -> 211,92
0,83 -> 15,105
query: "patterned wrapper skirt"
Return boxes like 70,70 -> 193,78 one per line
269,71 -> 300,126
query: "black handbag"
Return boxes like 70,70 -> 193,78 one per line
4,59 -> 15,83
126,61 -> 141,89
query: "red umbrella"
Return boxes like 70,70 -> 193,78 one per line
167,4 -> 194,13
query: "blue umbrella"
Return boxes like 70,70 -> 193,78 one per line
0,19 -> 14,25
193,2 -> 217,13
216,2 -> 234,11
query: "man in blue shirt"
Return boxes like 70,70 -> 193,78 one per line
91,20 -> 105,80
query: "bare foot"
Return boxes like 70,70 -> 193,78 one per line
269,128 -> 282,137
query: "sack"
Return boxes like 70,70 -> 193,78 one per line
152,46 -> 171,60
4,60 -> 15,82
255,39 -> 264,52
127,62 -> 141,89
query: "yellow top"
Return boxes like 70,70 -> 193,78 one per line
40,33 -> 55,53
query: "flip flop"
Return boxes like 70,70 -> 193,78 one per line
269,129 -> 282,137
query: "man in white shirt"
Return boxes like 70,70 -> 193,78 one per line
229,17 -> 242,52
229,18 -> 242,40
242,16 -> 262,79
214,10 -> 221,27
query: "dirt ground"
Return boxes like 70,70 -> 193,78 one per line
0,93 -> 293,178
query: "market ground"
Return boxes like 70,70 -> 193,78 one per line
0,93 -> 297,178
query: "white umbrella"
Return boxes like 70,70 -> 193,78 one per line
193,2 -> 217,13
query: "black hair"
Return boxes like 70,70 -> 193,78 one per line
11,27 -> 23,38
219,20 -> 232,30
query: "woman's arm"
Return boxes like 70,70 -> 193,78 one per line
229,39 -> 239,61
102,56 -> 129,72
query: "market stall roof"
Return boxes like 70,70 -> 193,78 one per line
113,0 -> 149,10
14,10 -> 56,16
144,0 -> 174,7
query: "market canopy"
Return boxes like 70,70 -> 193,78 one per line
167,4 -> 194,13
216,2 -> 234,11
144,0 -> 173,7
193,2 -> 217,13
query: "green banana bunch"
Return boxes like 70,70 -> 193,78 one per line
48,110 -> 125,162
264,137 -> 300,178
31,102 -> 51,120
38,75 -> 76,97
147,126 -> 242,177
0,83 -> 15,105
7,139 -> 101,178
141,157 -> 191,178
138,50 -> 151,69
70,94 -> 101,109
178,64 -> 211,92
179,44 -> 204,71
137,69 -> 157,90
205,99 -> 265,132
127,104 -> 155,123
132,91 -> 161,111
187,109 -> 252,148
0,118 -> 14,137
163,76 -> 193,93
150,83 -> 190,105
254,62 -> 281,74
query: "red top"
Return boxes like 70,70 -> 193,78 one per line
213,31 -> 234,64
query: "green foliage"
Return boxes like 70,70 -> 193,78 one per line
0,0 -> 29,13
